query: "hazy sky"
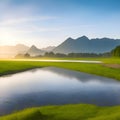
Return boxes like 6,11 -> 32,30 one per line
0,0 -> 120,48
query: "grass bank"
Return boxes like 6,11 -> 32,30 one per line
0,58 -> 120,80
1,104 -> 120,120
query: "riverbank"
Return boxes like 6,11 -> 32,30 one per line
0,58 -> 120,80
0,104 -> 120,120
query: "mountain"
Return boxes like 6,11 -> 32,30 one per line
41,46 -> 56,52
53,36 -> 120,54
0,44 -> 29,58
27,45 -> 45,56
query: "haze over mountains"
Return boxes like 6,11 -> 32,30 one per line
53,36 -> 120,54
41,46 -> 56,52
0,36 -> 120,58
0,44 -> 29,58
27,45 -> 45,56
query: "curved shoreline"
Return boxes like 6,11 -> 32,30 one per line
0,104 -> 120,120
0,59 -> 119,80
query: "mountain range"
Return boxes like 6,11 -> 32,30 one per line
1,36 -> 120,58
53,36 -> 120,54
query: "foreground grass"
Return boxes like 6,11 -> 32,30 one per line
0,58 -> 120,80
1,104 -> 120,120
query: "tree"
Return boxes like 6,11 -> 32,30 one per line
24,53 -> 30,58
15,53 -> 30,58
44,52 -> 55,57
56,53 -> 66,57
112,46 -> 120,57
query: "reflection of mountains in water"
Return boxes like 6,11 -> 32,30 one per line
41,67 -> 118,83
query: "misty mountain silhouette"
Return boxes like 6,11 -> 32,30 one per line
27,45 -> 45,56
53,36 -> 120,54
1,36 -> 120,58
41,46 -> 56,52
0,44 -> 29,58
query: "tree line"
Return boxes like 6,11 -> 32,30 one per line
112,46 -> 120,57
15,52 -> 111,58
15,45 -> 120,58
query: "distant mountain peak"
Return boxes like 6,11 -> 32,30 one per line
31,45 -> 37,48
27,45 -> 45,56
63,37 -> 74,44
66,37 -> 74,41
77,36 -> 89,40
29,45 -> 39,51
67,37 -> 73,39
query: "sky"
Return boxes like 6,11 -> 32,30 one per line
0,0 -> 120,48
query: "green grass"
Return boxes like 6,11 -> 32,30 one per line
0,58 -> 120,80
48,57 -> 120,64
1,104 -> 120,120
100,57 -> 120,64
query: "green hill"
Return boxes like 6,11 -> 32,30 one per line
1,104 -> 120,120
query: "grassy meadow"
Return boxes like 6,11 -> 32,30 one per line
0,57 -> 120,80
0,57 -> 120,120
1,104 -> 120,120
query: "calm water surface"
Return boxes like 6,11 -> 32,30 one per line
0,67 -> 120,115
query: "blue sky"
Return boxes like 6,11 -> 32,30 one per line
0,0 -> 120,48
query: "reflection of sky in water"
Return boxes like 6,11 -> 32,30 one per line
0,67 -> 120,115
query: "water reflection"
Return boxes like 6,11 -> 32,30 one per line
0,67 -> 120,115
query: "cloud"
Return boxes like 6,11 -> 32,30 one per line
0,0 -> 59,36
0,1 -> 58,33
0,16 -> 57,26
